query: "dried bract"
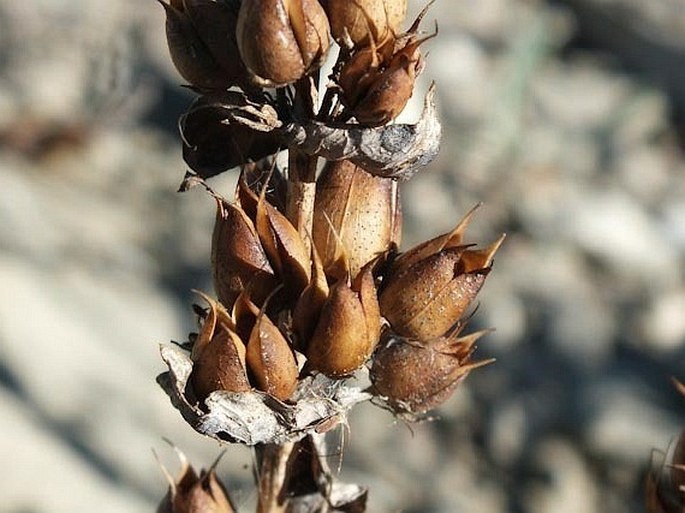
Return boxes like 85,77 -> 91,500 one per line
285,83 -> 442,179
255,187 -> 312,298
242,298 -> 299,401
293,242 -> 330,350
236,0 -> 331,87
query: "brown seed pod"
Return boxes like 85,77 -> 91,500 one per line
336,1 -> 436,126
236,0 -> 331,87
157,0 -> 248,90
255,190 -> 312,298
236,168 -> 312,298
323,0 -> 407,48
211,197 -> 277,310
379,234 -> 504,342
313,159 -> 400,280
351,27 -> 436,126
306,263 -> 381,378
390,203 -> 480,277
189,293 -> 251,402
293,241 -> 330,350
242,299 -> 299,401
369,329 -> 492,414
157,445 -> 236,513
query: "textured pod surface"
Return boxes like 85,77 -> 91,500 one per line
157,446 -> 236,513
211,199 -> 276,309
158,0 -> 227,89
236,0 -> 330,86
323,0 -> 407,47
307,275 -> 380,378
246,311 -> 299,401
370,332 -> 486,414
313,160 -> 398,279
380,248 -> 487,341
191,325 -> 252,402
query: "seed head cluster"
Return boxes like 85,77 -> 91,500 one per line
157,0 -> 503,421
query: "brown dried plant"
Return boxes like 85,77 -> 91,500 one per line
154,1 -> 504,511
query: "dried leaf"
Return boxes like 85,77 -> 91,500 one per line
180,92 -> 283,179
283,84 -> 441,180
158,345 -> 371,445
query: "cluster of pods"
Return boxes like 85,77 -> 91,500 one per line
157,0 -> 504,415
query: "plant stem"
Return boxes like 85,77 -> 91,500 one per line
286,148 -> 317,252
286,76 -> 319,252
255,442 -> 295,513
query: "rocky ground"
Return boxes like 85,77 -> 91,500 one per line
0,1 -> 684,512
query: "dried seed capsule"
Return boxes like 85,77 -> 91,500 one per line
245,304 -> 299,401
157,446 -> 236,513
255,190 -> 312,298
293,242 -> 330,350
323,0 -> 407,47
236,0 -> 331,87
369,329 -> 492,414
390,203 -> 480,276
336,2 -> 435,126
236,168 -> 312,298
190,293 -> 251,402
211,197 -> 277,310
313,160 -> 400,280
351,28 -> 435,126
306,263 -> 381,378
157,0 -> 247,89
380,231 -> 504,342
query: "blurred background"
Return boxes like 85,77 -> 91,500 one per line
1,0 -> 684,512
